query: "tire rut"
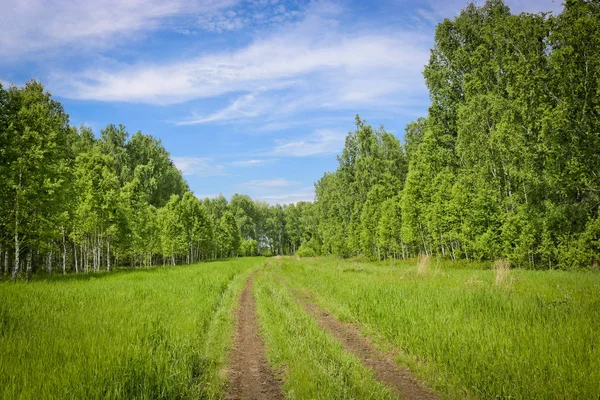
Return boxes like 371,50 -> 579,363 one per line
290,285 -> 438,400
226,273 -> 283,400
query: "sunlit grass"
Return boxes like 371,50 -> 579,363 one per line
0,258 -> 261,399
277,257 -> 600,399
254,269 -> 395,399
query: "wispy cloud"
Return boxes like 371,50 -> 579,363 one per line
229,158 -> 277,167
271,129 -> 345,157
196,1 -> 305,33
177,92 -> 276,125
172,157 -> 226,177
54,2 -> 431,108
0,0 -> 241,60
240,178 -> 296,188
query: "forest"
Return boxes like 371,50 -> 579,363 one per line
0,81 -> 312,278
1,0 -> 599,279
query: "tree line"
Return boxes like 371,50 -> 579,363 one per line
0,81 -> 314,279
1,0 -> 598,276
301,0 -> 600,268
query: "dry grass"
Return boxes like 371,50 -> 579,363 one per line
494,259 -> 511,285
465,276 -> 485,287
417,255 -> 431,276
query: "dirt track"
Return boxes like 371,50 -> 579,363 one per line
226,274 -> 283,400
293,288 -> 438,400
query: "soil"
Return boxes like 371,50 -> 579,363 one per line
226,274 -> 283,400
292,288 -> 438,400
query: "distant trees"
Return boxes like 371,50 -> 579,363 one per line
310,0 -> 600,268
0,80 -> 321,278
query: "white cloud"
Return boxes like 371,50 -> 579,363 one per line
178,92 -> 275,125
271,129 -> 345,157
54,3 -> 431,107
172,157 -> 226,177
229,159 -> 277,167
0,0 -> 240,59
240,178 -> 296,188
196,1 -> 304,33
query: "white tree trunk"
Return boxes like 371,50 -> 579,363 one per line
107,239 -> 110,272
12,231 -> 20,281
74,244 -> 79,274
62,226 -> 67,274
47,251 -> 53,275
26,250 -> 32,280
12,193 -> 20,281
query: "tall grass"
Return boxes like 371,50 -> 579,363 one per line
254,270 -> 395,399
276,257 -> 600,399
493,259 -> 511,286
417,254 -> 431,276
0,258 -> 260,399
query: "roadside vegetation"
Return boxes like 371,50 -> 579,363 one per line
275,257 -> 600,399
0,258 -> 260,399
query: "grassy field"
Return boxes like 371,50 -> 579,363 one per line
254,269 -> 395,399
0,258 -> 261,399
1,256 -> 598,399
275,257 -> 600,399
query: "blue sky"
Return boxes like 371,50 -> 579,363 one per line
0,0 -> 562,204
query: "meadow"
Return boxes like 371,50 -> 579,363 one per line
274,257 -> 600,399
0,258 -> 260,399
254,269 -> 396,399
1,256 -> 599,399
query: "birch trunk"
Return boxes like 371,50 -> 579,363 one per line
12,206 -> 20,280
47,251 -> 52,275
74,244 -> 78,274
26,250 -> 32,280
107,239 -> 110,272
12,171 -> 22,281
440,234 -> 446,256
62,226 -> 67,274
418,223 -> 429,256
12,231 -> 20,281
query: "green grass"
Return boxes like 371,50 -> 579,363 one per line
275,257 -> 600,399
0,258 -> 261,399
254,268 -> 396,399
3,256 -> 598,399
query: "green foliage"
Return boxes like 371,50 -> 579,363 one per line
1,81 -> 318,276
310,0 -> 600,268
217,210 -> 241,258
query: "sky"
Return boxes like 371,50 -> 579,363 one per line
0,0 -> 563,204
